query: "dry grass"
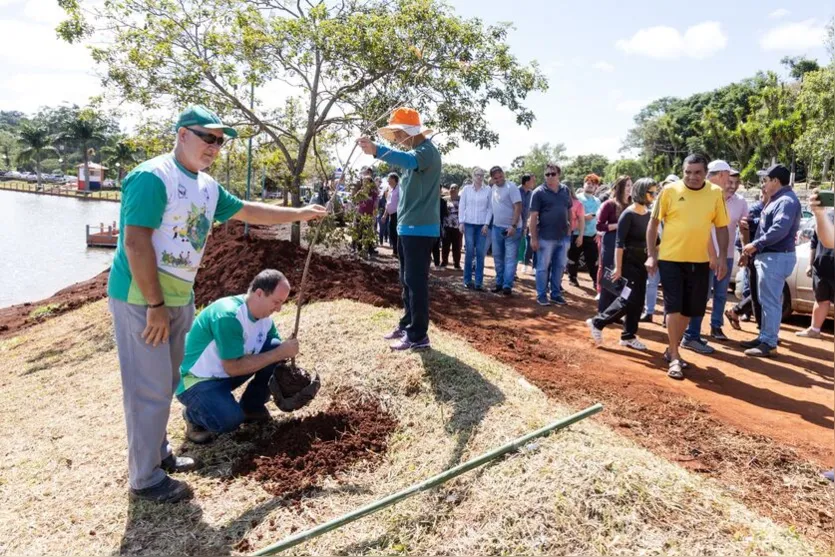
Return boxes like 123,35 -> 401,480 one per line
0,299 -> 824,556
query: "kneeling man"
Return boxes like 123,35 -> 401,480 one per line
176,269 -> 299,443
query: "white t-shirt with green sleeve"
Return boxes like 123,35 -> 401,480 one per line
107,153 -> 244,306
175,295 -> 280,395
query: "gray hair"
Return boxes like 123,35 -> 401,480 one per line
472,166 -> 486,178
544,161 -> 562,174
631,178 -> 657,206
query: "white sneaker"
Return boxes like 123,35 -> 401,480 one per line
619,337 -> 647,351
795,327 -> 822,339
594,293 -> 600,301
585,319 -> 603,345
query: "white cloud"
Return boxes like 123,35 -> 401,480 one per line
768,8 -> 790,19
593,61 -> 615,72
760,19 -> 827,51
564,136 -> 623,159
0,20 -> 95,72
615,21 -> 728,60
0,72 -> 100,113
21,0 -> 67,25
615,99 -> 650,114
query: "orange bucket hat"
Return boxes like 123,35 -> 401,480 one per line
377,107 -> 433,142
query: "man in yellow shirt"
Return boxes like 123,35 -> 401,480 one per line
646,154 -> 730,379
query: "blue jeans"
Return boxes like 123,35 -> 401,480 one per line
492,226 -> 522,289
177,338 -> 279,433
684,257 -> 733,339
536,238 -> 569,299
754,252 -> 796,347
463,223 -> 487,287
644,270 -> 661,316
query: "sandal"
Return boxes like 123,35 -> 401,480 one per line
663,348 -> 689,369
724,309 -> 741,331
668,360 -> 684,380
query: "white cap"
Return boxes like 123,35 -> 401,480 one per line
708,160 -> 731,173
664,174 -> 679,183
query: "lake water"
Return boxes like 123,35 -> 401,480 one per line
0,190 -> 121,308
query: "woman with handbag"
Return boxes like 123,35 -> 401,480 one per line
586,178 -> 658,350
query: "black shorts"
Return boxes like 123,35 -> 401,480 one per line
813,274 -> 835,303
658,261 -> 710,317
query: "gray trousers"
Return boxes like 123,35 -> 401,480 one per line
109,298 -> 195,490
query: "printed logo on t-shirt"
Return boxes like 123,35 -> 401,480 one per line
178,184 -> 187,199
678,196 -> 686,202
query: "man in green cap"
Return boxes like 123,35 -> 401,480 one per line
108,105 -> 326,503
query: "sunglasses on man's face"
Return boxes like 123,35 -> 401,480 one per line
647,189 -> 658,196
545,172 -> 559,177
187,127 -> 225,147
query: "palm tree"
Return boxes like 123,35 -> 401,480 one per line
56,110 -> 107,190
17,123 -> 58,190
102,140 -> 139,187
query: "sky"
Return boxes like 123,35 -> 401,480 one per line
0,0 -> 832,170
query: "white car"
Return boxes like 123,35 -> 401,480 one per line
734,215 -> 834,321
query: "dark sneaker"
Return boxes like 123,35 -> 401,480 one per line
464,283 -> 474,290
744,343 -> 776,357
383,326 -> 406,340
680,338 -> 715,355
474,285 -> 485,292
182,408 -> 213,445
454,264 -> 461,270
243,407 -> 271,424
710,327 -> 729,341
568,277 -> 580,287
390,336 -> 431,351
161,454 -> 200,473
491,285 -> 503,293
536,297 -> 551,306
550,296 -> 568,306
130,476 -> 192,504
639,313 -> 653,323
740,338 -> 762,349
502,287 -> 512,296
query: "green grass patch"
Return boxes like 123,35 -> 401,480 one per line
29,304 -> 63,320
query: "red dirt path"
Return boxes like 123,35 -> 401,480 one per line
3,222 -> 833,540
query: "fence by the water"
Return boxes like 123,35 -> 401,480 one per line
0,181 -> 121,202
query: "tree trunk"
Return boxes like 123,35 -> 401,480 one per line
36,158 -> 42,190
290,174 -> 302,245
789,152 -> 796,187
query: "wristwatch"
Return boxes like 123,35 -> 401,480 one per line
148,301 -> 165,309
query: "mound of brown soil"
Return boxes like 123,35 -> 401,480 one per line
193,222 -> 402,308
231,392 -> 396,499
0,271 -> 109,337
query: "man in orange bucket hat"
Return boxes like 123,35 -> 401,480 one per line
358,107 -> 441,350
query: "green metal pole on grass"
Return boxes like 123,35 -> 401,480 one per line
251,403 -> 603,556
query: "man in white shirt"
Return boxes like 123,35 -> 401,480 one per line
489,165 -> 522,295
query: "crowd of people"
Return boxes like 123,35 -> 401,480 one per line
368,152 -> 833,380
104,103 -> 833,504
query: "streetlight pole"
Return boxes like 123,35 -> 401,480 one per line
115,162 -> 121,189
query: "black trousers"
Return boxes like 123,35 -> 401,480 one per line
568,235 -> 599,285
592,256 -> 647,340
398,235 -> 435,342
388,212 -> 398,260
732,260 -> 762,328
442,227 -> 462,267
432,238 -> 441,267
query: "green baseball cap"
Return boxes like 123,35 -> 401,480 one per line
174,105 -> 238,138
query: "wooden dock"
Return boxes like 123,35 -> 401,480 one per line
0,181 -> 121,202
87,223 -> 119,248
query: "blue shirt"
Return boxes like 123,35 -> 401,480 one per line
736,199 -> 764,250
375,140 -> 441,237
753,187 -> 801,254
529,184 -> 572,241
578,192 -> 602,237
